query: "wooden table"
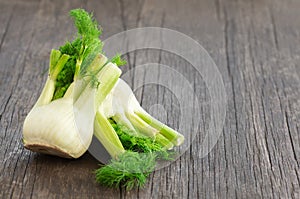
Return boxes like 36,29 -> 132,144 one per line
1,0 -> 299,198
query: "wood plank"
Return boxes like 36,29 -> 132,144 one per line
0,0 -> 299,198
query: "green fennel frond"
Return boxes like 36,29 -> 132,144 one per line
70,9 -> 103,76
110,122 -> 174,160
95,121 -> 175,190
52,9 -> 103,100
95,151 -> 156,190
110,54 -> 127,67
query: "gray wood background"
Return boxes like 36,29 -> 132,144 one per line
0,0 -> 299,198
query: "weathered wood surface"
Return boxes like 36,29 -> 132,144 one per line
0,0 -> 299,198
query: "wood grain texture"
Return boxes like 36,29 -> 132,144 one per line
0,0 -> 299,198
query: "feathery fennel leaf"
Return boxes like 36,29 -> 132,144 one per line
69,8 -> 103,76
110,54 -> 127,67
95,151 -> 156,190
110,122 -> 174,160
95,122 -> 175,190
52,9 -> 103,100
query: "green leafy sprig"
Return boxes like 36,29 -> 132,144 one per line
52,9 -> 103,100
95,121 -> 174,190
